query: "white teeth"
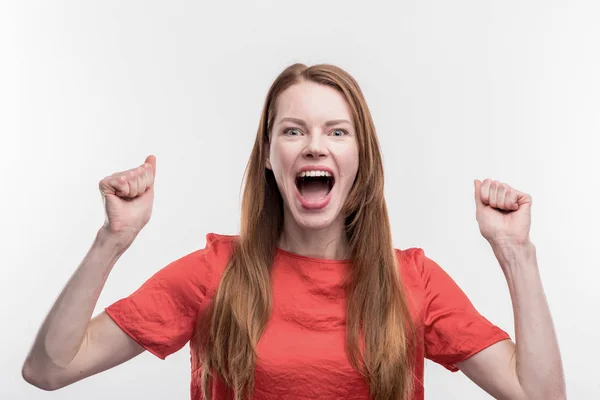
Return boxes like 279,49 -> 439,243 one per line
298,170 -> 332,178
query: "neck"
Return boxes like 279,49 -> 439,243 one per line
278,214 -> 350,260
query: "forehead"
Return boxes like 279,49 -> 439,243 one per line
274,81 -> 353,125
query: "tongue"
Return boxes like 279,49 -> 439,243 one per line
299,180 -> 330,202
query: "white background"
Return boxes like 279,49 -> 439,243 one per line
2,0 -> 599,398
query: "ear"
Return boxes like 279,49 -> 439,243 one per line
264,139 -> 272,170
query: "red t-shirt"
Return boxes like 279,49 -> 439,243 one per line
105,233 -> 509,399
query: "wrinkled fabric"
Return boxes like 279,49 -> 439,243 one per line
105,233 -> 509,399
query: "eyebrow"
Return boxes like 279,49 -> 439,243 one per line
277,117 -> 352,127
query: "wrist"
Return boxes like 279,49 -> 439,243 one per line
96,225 -> 136,252
490,240 -> 537,271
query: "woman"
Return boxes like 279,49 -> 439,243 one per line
22,64 -> 565,399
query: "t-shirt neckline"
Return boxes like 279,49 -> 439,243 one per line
275,247 -> 351,264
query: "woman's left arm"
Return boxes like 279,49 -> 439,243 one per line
457,241 -> 566,400
456,179 -> 566,400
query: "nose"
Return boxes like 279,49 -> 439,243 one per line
302,133 -> 327,160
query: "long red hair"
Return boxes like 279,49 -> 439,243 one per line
193,63 -> 416,400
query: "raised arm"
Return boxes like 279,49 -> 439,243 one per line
457,179 -> 566,399
22,155 -> 157,390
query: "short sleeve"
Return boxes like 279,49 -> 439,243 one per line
104,233 -> 234,360
414,248 -> 511,372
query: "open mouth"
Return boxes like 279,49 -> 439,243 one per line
295,170 -> 335,202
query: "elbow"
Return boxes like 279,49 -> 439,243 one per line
22,358 -> 60,391
522,384 -> 567,400
526,392 -> 567,400
549,388 -> 568,400
531,376 -> 567,400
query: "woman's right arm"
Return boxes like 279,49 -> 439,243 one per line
22,228 -> 144,390
22,155 -> 157,390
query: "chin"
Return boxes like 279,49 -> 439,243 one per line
292,212 -> 337,231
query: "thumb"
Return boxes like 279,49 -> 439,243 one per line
474,179 -> 483,210
145,154 -> 157,175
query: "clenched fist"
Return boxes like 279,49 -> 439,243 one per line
99,155 -> 156,238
